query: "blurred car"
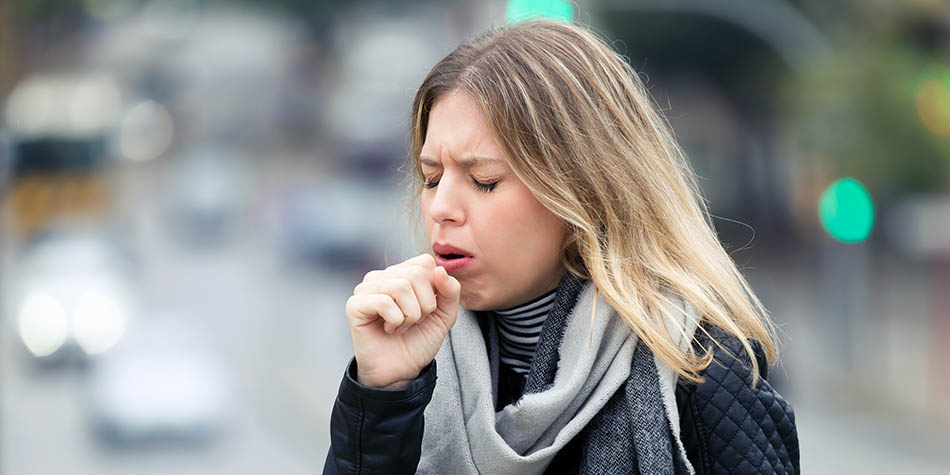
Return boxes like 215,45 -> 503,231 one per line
6,226 -> 138,365
87,316 -> 233,445
277,178 -> 414,272
163,149 -> 248,247
3,73 -> 120,237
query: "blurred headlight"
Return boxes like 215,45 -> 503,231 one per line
17,292 -> 69,357
74,291 -> 127,355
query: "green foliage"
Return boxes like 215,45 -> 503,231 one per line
781,39 -> 950,194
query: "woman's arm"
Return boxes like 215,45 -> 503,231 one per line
676,328 -> 800,474
323,358 -> 437,475
326,253 -> 457,473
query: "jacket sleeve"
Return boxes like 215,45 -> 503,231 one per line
675,328 -> 800,474
323,358 -> 437,475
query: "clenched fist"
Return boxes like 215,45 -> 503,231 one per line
345,254 -> 461,389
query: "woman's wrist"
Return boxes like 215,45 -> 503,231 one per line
366,378 -> 414,390
356,369 -> 419,390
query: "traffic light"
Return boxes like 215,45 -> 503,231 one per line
818,177 -> 875,243
505,0 -> 574,24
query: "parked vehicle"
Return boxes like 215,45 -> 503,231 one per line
7,227 -> 138,365
87,316 -> 233,445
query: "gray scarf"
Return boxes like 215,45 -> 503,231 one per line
418,274 -> 697,474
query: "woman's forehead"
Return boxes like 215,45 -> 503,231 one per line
418,155 -> 505,169
421,93 -> 502,150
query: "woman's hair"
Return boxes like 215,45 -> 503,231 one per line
407,20 -> 777,383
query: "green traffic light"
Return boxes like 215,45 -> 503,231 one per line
818,177 -> 875,243
505,0 -> 574,24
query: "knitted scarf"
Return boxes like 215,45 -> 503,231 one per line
417,274 -> 697,474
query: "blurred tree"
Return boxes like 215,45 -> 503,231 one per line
0,0 -> 16,95
781,12 -> 950,196
595,7 -> 802,242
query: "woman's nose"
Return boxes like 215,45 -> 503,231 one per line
427,176 -> 465,225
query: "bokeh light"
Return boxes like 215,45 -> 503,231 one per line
74,290 -> 128,355
505,0 -> 574,24
118,100 -> 174,162
818,177 -> 875,243
17,292 -> 69,358
915,75 -> 950,136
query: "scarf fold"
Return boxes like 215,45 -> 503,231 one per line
418,275 -> 697,475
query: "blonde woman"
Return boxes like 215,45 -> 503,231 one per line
324,20 -> 798,475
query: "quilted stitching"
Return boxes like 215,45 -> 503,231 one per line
689,328 -> 800,474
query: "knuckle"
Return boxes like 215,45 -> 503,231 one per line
379,277 -> 406,295
362,270 -> 380,282
409,265 -> 429,283
375,279 -> 392,294
396,278 -> 414,293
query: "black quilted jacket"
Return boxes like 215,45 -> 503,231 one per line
324,326 -> 799,474
676,327 -> 800,474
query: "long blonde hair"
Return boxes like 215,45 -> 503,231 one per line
408,20 -> 777,383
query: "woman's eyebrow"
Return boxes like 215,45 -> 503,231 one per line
419,156 -> 503,167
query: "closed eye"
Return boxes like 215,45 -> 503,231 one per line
472,178 -> 497,192
423,176 -> 499,193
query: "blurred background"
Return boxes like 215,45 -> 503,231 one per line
1,0 -> 948,473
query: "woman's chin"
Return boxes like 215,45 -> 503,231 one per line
459,290 -> 493,312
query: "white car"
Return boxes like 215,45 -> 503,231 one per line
87,317 -> 233,445
7,229 -> 138,364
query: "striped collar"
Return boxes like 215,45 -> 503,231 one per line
493,289 -> 558,375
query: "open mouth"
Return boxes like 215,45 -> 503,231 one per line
432,243 -> 474,271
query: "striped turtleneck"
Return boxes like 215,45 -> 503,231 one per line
494,288 -> 557,375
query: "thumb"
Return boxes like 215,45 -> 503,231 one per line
432,266 -> 461,315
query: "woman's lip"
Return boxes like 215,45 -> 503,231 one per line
432,242 -> 473,257
435,255 -> 473,272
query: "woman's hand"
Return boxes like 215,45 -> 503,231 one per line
345,254 -> 461,389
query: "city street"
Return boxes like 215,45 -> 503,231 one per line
3,156 -> 949,474
2,2 -> 950,472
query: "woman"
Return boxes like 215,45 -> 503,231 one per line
324,20 -> 798,475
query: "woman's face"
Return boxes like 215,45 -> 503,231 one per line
420,91 -> 567,310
